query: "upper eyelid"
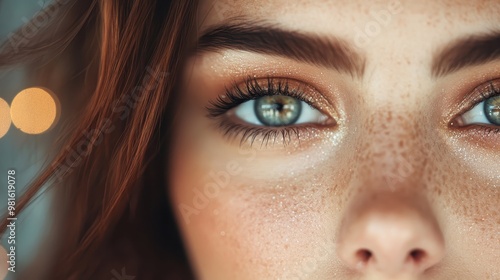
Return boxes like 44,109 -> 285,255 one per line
458,80 -> 500,115
209,76 -> 500,123
207,77 -> 334,118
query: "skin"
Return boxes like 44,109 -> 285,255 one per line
169,0 -> 500,279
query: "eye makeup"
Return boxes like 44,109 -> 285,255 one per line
206,77 -> 337,147
441,76 -> 500,152
450,79 -> 500,132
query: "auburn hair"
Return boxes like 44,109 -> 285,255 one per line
0,0 -> 199,278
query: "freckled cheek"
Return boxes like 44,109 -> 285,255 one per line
175,179 -> 340,277
421,146 -> 500,272
426,144 -> 500,228
168,115 -> 353,276
169,146 -> 346,277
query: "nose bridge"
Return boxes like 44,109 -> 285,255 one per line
338,103 -> 446,276
355,105 -> 428,188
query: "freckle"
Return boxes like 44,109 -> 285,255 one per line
436,188 -> 442,195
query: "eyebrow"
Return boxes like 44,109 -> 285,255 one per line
431,31 -> 500,78
195,23 -> 366,77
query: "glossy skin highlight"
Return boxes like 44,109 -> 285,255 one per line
168,0 -> 500,279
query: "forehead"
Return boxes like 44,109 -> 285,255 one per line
197,0 -> 500,37
195,0 -> 500,81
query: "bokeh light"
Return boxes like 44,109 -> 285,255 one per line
0,98 -> 11,139
10,87 -> 59,134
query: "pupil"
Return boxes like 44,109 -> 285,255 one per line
254,96 -> 302,126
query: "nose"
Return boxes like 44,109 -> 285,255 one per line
337,192 -> 445,277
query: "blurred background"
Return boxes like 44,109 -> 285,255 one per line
1,1 -> 57,279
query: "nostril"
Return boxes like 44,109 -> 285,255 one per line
337,192 -> 446,275
409,249 -> 426,263
355,249 -> 372,263
355,248 -> 428,265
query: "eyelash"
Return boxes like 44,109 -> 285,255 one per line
207,77 -> 322,146
206,77 -> 500,146
469,81 -> 500,108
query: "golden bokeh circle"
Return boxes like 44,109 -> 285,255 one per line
0,98 -> 10,138
10,87 -> 59,134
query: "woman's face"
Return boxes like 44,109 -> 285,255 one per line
169,0 -> 500,279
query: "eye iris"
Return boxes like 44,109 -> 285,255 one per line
484,95 -> 500,125
254,96 -> 302,126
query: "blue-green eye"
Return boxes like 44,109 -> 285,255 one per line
461,95 -> 500,126
234,95 -> 327,127
255,95 -> 301,126
485,95 -> 500,125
